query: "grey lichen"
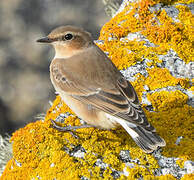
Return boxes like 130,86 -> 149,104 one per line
158,49 -> 194,79
0,135 -> 12,176
153,150 -> 194,179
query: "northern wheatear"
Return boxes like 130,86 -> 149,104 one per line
37,25 -> 166,153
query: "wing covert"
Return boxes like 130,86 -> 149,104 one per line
50,58 -> 155,132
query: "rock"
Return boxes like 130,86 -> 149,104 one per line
1,0 -> 193,179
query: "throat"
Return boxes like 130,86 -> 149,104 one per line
54,44 -> 93,59
54,51 -> 70,59
54,47 -> 87,59
54,50 -> 76,59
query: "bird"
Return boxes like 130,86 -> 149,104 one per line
37,25 -> 166,153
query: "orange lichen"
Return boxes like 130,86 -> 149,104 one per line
1,0 -> 193,179
1,94 -> 193,179
99,0 -> 193,67
1,97 -> 163,180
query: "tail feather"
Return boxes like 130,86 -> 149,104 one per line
115,119 -> 166,153
134,136 -> 154,153
146,131 -> 166,147
132,126 -> 166,153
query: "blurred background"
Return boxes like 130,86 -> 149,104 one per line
0,0 -> 122,136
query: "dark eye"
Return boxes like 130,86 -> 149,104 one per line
62,33 -> 73,41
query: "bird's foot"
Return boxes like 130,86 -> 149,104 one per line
51,120 -> 94,132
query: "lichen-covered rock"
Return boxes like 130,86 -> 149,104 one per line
1,0 -> 193,179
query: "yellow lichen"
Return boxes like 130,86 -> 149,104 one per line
1,0 -> 193,179
145,100 -> 193,159
99,0 -> 193,67
155,174 -> 177,180
147,90 -> 188,111
1,97 -> 163,180
1,93 -> 193,179
181,174 -> 194,180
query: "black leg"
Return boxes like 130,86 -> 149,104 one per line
51,120 -> 95,132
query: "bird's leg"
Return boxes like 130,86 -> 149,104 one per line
51,120 -> 95,132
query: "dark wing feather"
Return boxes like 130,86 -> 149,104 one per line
51,58 -> 155,132
116,77 -> 155,132
72,78 -> 155,132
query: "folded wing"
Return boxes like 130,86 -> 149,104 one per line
51,57 -> 165,152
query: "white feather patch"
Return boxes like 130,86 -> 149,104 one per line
105,114 -> 139,138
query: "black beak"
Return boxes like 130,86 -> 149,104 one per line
36,37 -> 53,43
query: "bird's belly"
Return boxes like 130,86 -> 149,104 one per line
56,91 -> 118,129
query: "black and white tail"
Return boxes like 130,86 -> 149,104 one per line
115,118 -> 166,153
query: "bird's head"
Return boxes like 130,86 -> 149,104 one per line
37,25 -> 93,58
